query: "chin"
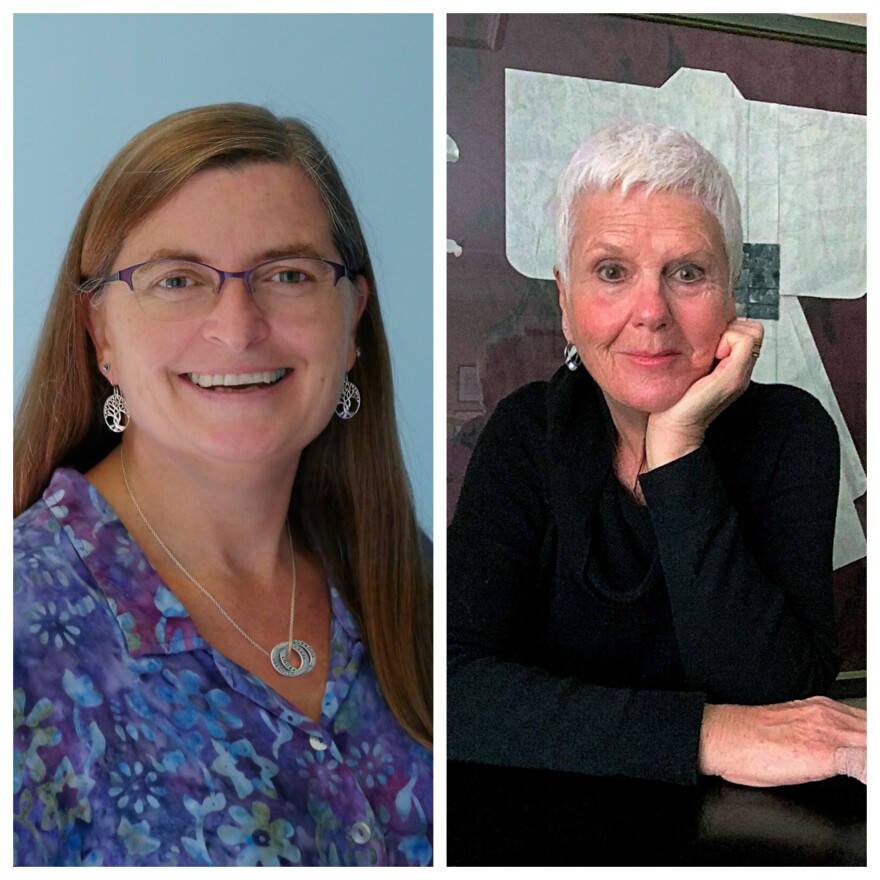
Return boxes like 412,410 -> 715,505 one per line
605,381 -> 693,417
184,426 -> 307,468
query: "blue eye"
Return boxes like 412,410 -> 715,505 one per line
597,263 -> 625,282
672,264 -> 704,283
134,261 -> 213,295
271,269 -> 309,284
160,275 -> 193,289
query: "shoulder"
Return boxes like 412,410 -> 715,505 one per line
489,379 -> 552,427
716,382 -> 838,448
709,383 -> 840,494
14,472 -> 95,599
14,483 -> 122,865
738,381 -> 833,418
452,380 -> 554,528
454,369 -> 607,523
14,471 -> 118,669
463,380 -> 552,468
14,491 -> 66,597
479,367 -> 602,444
14,488 -> 55,546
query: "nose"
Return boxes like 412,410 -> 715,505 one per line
631,272 -> 671,329
202,277 -> 270,351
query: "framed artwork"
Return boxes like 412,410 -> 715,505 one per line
447,13 -> 865,676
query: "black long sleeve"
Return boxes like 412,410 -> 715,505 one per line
448,371 -> 840,785
641,398 -> 840,703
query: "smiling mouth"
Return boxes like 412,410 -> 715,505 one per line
183,369 -> 289,390
622,351 -> 680,365
624,351 -> 678,361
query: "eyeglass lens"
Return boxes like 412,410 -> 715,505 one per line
129,257 -> 342,320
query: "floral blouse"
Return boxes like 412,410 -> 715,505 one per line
13,469 -> 432,867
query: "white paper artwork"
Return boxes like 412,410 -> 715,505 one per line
505,67 -> 866,569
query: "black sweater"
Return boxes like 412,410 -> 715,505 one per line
448,367 -> 840,785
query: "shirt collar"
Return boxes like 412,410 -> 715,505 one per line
44,467 -> 359,658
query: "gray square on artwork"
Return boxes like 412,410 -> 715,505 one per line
747,303 -> 779,320
750,265 -> 780,289
749,288 -> 778,305
744,242 -> 775,260
734,271 -> 750,308
736,243 -> 780,320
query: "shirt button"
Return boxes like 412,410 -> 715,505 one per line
349,821 -> 372,844
309,735 -> 328,751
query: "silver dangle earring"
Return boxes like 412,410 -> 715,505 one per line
103,386 -> 129,433
564,342 -> 582,372
335,374 -> 361,420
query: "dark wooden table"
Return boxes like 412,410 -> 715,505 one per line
447,761 -> 866,866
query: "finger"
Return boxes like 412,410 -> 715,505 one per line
716,319 -> 762,351
715,334 -> 734,360
830,703 -> 868,727
834,747 -> 867,784
729,317 -> 765,339
827,698 -> 867,719
715,328 -> 761,372
717,319 -> 763,360
715,327 -> 747,360
837,729 -> 868,750
807,696 -> 868,726
724,317 -> 764,340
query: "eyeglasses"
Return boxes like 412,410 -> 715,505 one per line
81,255 -> 359,321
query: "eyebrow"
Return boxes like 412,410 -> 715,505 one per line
580,243 -> 716,262
146,244 -> 327,265
581,242 -> 628,257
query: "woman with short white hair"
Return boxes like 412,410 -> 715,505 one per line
448,121 -> 865,794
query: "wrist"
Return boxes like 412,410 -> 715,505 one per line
645,431 -> 704,470
699,703 -> 742,777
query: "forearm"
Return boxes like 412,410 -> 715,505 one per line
641,447 -> 838,702
449,646 -> 706,784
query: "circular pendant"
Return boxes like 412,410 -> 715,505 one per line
271,640 -> 317,678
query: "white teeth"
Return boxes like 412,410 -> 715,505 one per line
187,369 -> 287,388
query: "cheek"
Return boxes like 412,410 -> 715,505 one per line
569,298 -> 626,346
300,314 -> 355,374
117,325 -> 187,387
679,309 -> 730,364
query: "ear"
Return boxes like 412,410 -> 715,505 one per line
554,266 -> 572,342
347,274 -> 370,370
83,298 -> 116,385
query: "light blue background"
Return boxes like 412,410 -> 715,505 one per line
14,13 -> 433,535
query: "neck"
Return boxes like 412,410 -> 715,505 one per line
602,393 -> 650,502
92,432 -> 302,587
603,392 -> 649,459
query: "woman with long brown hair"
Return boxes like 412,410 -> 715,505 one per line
14,103 -> 432,867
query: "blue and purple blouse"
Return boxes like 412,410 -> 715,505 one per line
14,468 -> 432,867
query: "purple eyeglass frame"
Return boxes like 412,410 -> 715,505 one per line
82,255 -> 359,296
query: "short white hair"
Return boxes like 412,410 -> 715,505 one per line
554,120 -> 743,291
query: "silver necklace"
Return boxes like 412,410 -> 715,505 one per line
120,448 -> 315,678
